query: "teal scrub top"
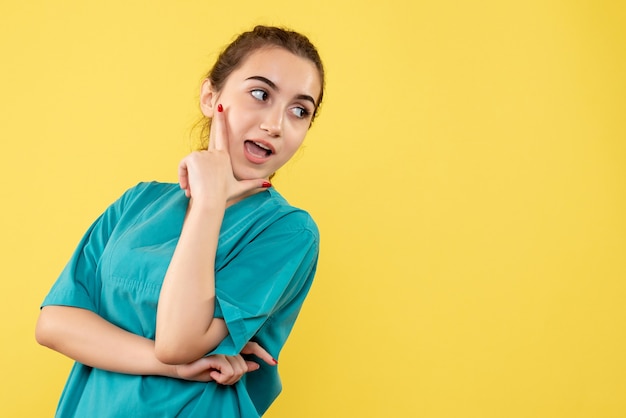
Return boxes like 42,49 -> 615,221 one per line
41,182 -> 319,417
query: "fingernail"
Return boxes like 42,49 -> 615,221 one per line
262,181 -> 272,188
217,103 -> 223,112
272,358 -> 278,365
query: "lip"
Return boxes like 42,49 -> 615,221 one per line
249,139 -> 275,154
243,139 -> 275,164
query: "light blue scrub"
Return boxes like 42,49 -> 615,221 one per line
42,182 -> 319,417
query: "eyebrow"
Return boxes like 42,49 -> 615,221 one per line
246,76 -> 317,107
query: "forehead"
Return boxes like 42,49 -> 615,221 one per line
227,47 -> 322,101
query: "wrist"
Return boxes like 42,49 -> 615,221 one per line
189,195 -> 227,211
166,363 -> 180,379
155,352 -> 180,378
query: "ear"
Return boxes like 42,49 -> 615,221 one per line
200,79 -> 217,117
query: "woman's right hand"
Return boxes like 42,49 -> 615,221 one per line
174,354 -> 253,384
174,341 -> 277,385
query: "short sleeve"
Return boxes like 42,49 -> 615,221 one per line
209,212 -> 319,355
41,185 -> 141,311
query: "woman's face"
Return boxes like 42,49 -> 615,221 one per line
200,47 -> 322,181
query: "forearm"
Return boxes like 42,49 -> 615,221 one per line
155,200 -> 227,364
36,306 -> 177,377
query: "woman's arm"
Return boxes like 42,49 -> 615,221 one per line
154,197 -> 227,364
36,305 -> 273,383
36,305 -> 177,377
154,105 -> 268,365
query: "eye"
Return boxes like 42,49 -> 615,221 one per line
250,89 -> 268,101
290,106 -> 310,119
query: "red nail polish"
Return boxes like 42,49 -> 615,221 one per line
272,358 -> 278,365
217,104 -> 223,112
262,181 -> 272,188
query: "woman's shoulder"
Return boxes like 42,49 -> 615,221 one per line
224,187 -> 319,240
124,180 -> 179,196
104,181 -> 183,218
116,181 -> 179,204
262,188 -> 319,236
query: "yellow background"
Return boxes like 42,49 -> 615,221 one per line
1,0 -> 625,417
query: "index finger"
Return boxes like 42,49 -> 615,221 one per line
241,341 -> 278,366
209,103 -> 228,151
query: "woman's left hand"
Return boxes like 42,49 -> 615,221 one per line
177,103 -> 269,206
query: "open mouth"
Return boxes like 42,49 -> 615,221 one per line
244,140 -> 273,158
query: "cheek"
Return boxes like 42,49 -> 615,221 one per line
288,128 -> 308,152
281,139 -> 306,164
226,112 -> 255,138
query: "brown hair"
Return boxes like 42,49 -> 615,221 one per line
196,25 -> 325,150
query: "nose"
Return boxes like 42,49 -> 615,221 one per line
260,106 -> 283,137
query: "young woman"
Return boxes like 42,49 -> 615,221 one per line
36,25 -> 325,417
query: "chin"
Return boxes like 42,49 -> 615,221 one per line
234,167 -> 271,182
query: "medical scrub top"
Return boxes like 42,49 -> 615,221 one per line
41,182 -> 319,417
